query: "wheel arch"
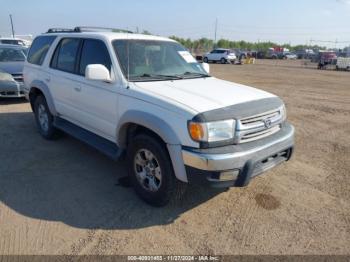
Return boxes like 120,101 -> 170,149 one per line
28,80 -> 57,115
117,110 -> 188,182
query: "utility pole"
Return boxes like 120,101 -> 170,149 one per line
9,14 -> 15,38
214,18 -> 218,48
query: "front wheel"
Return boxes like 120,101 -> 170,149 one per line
127,134 -> 186,206
221,58 -> 226,64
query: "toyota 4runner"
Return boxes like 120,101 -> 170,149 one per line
23,27 -> 294,206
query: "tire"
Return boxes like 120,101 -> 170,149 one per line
220,58 -> 226,64
203,57 -> 209,63
34,95 -> 59,140
127,134 -> 187,206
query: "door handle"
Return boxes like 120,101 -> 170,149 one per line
74,86 -> 82,92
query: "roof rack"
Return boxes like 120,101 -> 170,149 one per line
46,27 -> 133,34
75,26 -> 133,34
46,28 -> 78,33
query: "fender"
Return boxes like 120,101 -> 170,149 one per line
29,80 -> 57,115
117,110 -> 188,182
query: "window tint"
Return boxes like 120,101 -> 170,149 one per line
27,36 -> 56,65
79,39 -> 111,75
55,38 -> 80,73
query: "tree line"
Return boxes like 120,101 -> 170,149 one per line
168,35 -> 325,54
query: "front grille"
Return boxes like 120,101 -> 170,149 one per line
240,125 -> 281,143
11,74 -> 23,82
0,91 -> 22,96
236,108 -> 283,143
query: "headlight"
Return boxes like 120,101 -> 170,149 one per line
188,119 -> 235,143
280,104 -> 287,121
0,71 -> 14,81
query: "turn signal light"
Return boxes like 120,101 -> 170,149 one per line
188,122 -> 205,141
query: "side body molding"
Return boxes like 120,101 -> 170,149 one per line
117,110 -> 188,182
29,80 -> 57,115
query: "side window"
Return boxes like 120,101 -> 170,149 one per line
51,38 -> 80,73
79,39 -> 112,76
27,36 -> 56,65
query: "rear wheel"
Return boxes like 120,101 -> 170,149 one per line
127,134 -> 186,206
34,95 -> 59,139
203,57 -> 209,63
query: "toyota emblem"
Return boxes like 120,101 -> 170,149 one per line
264,119 -> 272,128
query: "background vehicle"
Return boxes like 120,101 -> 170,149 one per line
283,52 -> 297,59
203,48 -> 237,64
296,49 -> 315,59
0,44 -> 27,98
0,37 -> 31,48
24,27 -> 294,206
336,57 -> 350,71
316,51 -> 337,69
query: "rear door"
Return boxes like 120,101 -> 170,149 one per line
48,37 -> 82,118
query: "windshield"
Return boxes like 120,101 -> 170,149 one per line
0,48 -> 26,62
112,40 -> 209,81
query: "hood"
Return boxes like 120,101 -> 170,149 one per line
0,62 -> 24,75
134,77 -> 275,113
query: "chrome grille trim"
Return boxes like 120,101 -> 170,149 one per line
235,108 -> 283,143
11,74 -> 24,82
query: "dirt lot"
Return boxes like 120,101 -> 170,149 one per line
0,60 -> 349,255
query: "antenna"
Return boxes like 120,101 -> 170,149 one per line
9,14 -> 15,38
214,18 -> 218,48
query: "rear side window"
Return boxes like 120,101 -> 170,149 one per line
27,36 -> 56,65
79,39 -> 111,75
51,38 -> 80,73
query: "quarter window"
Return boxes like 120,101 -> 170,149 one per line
27,36 -> 56,65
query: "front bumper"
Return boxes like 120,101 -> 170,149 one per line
0,80 -> 25,98
182,123 -> 295,188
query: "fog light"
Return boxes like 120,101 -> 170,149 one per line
219,170 -> 240,181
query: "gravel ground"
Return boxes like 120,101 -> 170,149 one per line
0,60 -> 349,255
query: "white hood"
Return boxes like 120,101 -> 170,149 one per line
134,77 -> 275,113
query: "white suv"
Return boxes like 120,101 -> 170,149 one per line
203,48 -> 237,64
24,27 -> 294,206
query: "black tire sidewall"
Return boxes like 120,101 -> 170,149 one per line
127,134 -> 177,206
34,95 -> 56,139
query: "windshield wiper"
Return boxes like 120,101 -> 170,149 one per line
178,72 -> 210,78
134,73 -> 183,80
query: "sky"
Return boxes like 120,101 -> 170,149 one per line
1,0 -> 350,48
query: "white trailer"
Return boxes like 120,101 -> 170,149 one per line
336,57 -> 350,71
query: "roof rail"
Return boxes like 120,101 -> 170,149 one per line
74,26 -> 133,34
46,28 -> 78,33
46,27 -> 133,34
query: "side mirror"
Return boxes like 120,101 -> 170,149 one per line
85,64 -> 111,82
202,62 -> 210,74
